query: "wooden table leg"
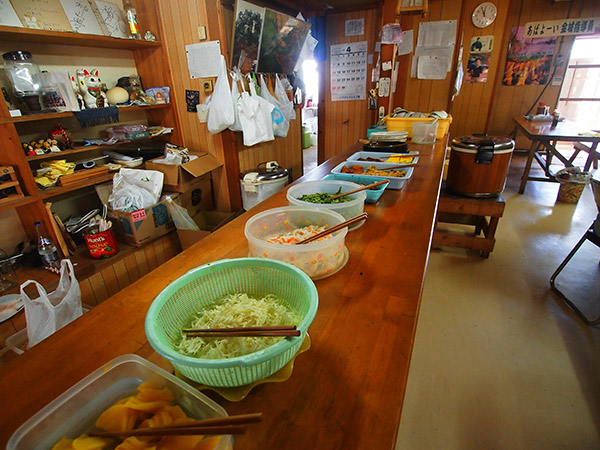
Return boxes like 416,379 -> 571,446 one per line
584,142 -> 599,172
519,139 -> 539,194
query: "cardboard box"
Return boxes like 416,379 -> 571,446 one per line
177,210 -> 238,250
145,153 -> 222,192
110,197 -> 175,247
177,173 -> 213,217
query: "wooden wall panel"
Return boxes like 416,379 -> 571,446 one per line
486,0 -> 582,144
155,0 -> 301,210
237,112 -> 303,180
399,0 -> 461,119
0,233 -> 181,363
321,8 -> 380,162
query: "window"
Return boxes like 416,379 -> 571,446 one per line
557,35 -> 600,131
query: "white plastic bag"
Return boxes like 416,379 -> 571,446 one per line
259,74 -> 289,138
21,259 -> 82,349
165,196 -> 200,231
109,168 -> 164,212
229,71 -> 244,132
248,74 -> 275,142
237,91 -> 269,146
208,55 -> 235,134
275,75 -> 296,121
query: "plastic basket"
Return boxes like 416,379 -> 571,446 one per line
385,115 -> 452,139
145,258 -> 318,387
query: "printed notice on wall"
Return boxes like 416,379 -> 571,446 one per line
345,18 -> 364,36
330,41 -> 368,101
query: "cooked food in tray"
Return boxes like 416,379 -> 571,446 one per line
341,164 -> 407,178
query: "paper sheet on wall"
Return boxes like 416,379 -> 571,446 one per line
397,30 -> 413,56
417,56 -> 448,79
411,46 -> 454,78
0,0 -> 22,27
186,41 -> 222,79
59,0 -> 105,35
94,0 -> 128,38
330,41 -> 368,101
392,61 -> 399,93
417,20 -> 457,47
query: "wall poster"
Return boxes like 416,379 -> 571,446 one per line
231,0 -> 265,73
257,9 -> 311,74
503,26 -> 556,86
465,35 -> 493,84
330,41 -> 368,101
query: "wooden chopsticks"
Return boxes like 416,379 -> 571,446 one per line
90,412 -> 262,438
182,325 -> 300,337
297,212 -> 368,245
381,163 -> 417,170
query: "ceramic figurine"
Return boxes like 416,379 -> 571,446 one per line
70,75 -> 85,110
76,69 -> 107,108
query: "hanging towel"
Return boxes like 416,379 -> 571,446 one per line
74,106 -> 119,128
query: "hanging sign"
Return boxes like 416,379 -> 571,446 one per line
524,18 -> 600,38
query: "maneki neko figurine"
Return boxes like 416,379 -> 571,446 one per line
76,69 -> 107,108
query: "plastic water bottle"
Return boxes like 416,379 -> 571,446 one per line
35,222 -> 59,268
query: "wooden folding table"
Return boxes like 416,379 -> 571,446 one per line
512,116 -> 600,194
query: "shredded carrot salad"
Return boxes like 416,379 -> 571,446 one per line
266,225 -> 333,244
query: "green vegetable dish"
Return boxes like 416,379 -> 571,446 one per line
297,188 -> 353,204
177,293 -> 301,359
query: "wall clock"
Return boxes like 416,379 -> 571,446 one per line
472,2 -> 497,28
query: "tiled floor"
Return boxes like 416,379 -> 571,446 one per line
303,146 -> 318,175
396,151 -> 600,449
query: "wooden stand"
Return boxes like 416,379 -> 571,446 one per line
0,166 -> 24,205
432,189 -> 506,258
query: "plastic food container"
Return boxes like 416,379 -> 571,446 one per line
412,121 -> 439,144
347,151 -> 419,164
385,114 -> 452,138
7,354 -> 233,450
323,174 -> 389,203
286,180 -> 366,230
330,161 -> 414,189
146,258 -> 319,387
245,207 -> 348,279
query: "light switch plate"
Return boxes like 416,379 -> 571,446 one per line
198,26 -> 207,41
203,80 -> 213,93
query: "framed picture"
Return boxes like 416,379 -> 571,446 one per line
257,9 -> 310,74
231,0 -> 265,73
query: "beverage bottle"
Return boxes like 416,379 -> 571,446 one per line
35,222 -> 59,268
123,0 -> 141,39
551,109 -> 560,127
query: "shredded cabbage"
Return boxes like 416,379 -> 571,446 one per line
176,293 -> 302,359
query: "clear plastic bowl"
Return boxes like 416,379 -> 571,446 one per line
286,180 -> 366,230
7,354 -> 232,450
245,206 -> 348,279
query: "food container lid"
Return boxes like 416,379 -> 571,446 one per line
240,161 -> 289,182
452,135 -> 514,151
2,51 -> 33,61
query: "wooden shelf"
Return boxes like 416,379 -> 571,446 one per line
27,133 -> 172,162
0,195 -> 36,213
2,104 -> 171,124
0,25 -> 161,50
39,172 -> 114,199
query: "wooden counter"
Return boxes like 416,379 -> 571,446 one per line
0,139 -> 446,449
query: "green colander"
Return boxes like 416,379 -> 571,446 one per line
145,258 -> 318,387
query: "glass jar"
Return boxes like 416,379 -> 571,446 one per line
2,50 -> 43,111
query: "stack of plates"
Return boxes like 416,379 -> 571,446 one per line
369,131 -> 408,142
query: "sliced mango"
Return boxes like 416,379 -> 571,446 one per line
95,404 -> 137,432
156,435 -> 206,450
71,435 -> 111,450
136,383 -> 174,404
51,437 -> 74,450
194,436 -> 223,450
123,396 -> 172,414
115,436 -> 158,450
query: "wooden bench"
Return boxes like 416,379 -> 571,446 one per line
432,190 -> 506,258
570,142 -> 599,171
